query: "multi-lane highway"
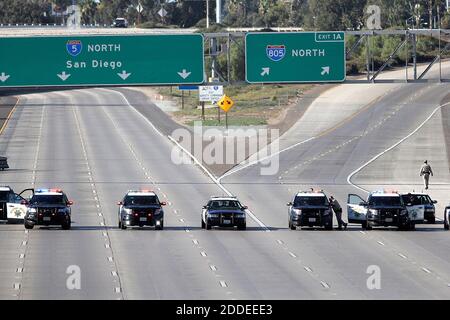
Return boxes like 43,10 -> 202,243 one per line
1,70 -> 450,299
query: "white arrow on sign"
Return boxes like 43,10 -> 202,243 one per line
321,66 -> 330,76
260,67 -> 270,76
57,71 -> 71,81
117,70 -> 131,80
0,72 -> 10,82
177,69 -> 191,79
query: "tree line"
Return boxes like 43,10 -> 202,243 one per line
1,0 -> 450,29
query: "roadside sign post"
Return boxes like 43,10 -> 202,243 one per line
217,95 -> 234,130
0,34 -> 204,87
245,32 -> 345,83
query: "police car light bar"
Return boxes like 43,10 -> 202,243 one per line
36,188 -> 62,193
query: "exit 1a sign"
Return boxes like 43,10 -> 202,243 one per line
245,32 -> 346,84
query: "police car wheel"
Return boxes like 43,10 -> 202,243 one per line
206,220 -> 212,230
24,222 -> 34,230
201,218 -> 205,229
325,224 -> 333,231
121,222 -> 127,230
427,217 -> 435,224
444,222 -> 449,230
237,224 -> 246,231
409,223 -> 416,231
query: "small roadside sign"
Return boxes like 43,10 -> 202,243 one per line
136,3 -> 144,13
199,85 -> 223,102
217,95 -> 234,113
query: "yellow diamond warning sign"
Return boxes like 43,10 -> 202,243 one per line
217,95 -> 234,113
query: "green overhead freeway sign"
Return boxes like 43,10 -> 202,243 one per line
0,34 -> 204,87
245,32 -> 346,83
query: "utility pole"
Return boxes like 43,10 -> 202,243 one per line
206,0 -> 209,29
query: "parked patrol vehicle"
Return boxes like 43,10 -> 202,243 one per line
0,186 -> 33,222
118,190 -> 166,230
444,206 -> 450,230
201,196 -> 247,230
24,189 -> 73,230
287,190 -> 333,230
401,192 -> 437,224
347,190 -> 416,230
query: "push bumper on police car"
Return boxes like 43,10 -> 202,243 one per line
204,210 -> 246,229
24,207 -> 71,229
120,207 -> 164,228
290,207 -> 333,229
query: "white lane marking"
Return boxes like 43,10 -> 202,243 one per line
321,281 -> 330,289
108,257 -> 114,262
210,265 -> 217,271
168,136 -> 271,231
111,271 -> 118,277
13,283 -> 20,290
115,287 -> 122,293
103,232 -> 108,237
179,218 -> 185,223
16,268 -> 23,273
192,239 -> 199,245
304,266 -> 313,273
276,240 -> 284,245
98,213 -> 103,217
105,243 -> 110,249
200,251 -> 207,257
421,267 -> 432,274
398,253 -> 408,259
377,241 -> 385,246
288,252 -> 297,258
101,89 -> 164,137
19,254 -> 25,259
21,241 -> 27,246
218,137 -> 315,181
185,228 -> 190,233
347,101 -> 450,193
359,231 -> 366,235
24,230 -> 28,234
219,281 -> 228,288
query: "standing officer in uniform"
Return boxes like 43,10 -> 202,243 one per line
420,160 -> 434,190
329,196 -> 347,230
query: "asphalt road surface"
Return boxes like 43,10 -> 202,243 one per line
1,81 -> 450,299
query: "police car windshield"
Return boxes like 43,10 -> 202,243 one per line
30,195 -> 65,205
294,196 -> 328,207
124,195 -> 158,206
0,191 -> 8,202
209,200 -> 241,210
369,196 -> 402,206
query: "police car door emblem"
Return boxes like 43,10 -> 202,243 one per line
13,207 -> 24,217
66,40 -> 82,57
266,45 -> 286,62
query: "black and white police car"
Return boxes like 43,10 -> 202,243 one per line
348,190 -> 417,230
201,196 -> 247,230
287,190 -> 333,230
24,188 -> 73,230
401,192 -> 437,224
117,190 -> 166,230
0,186 -> 33,223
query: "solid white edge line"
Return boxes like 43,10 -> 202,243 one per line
347,102 -> 450,193
218,137 -> 316,182
100,88 -> 164,137
168,135 -> 271,232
